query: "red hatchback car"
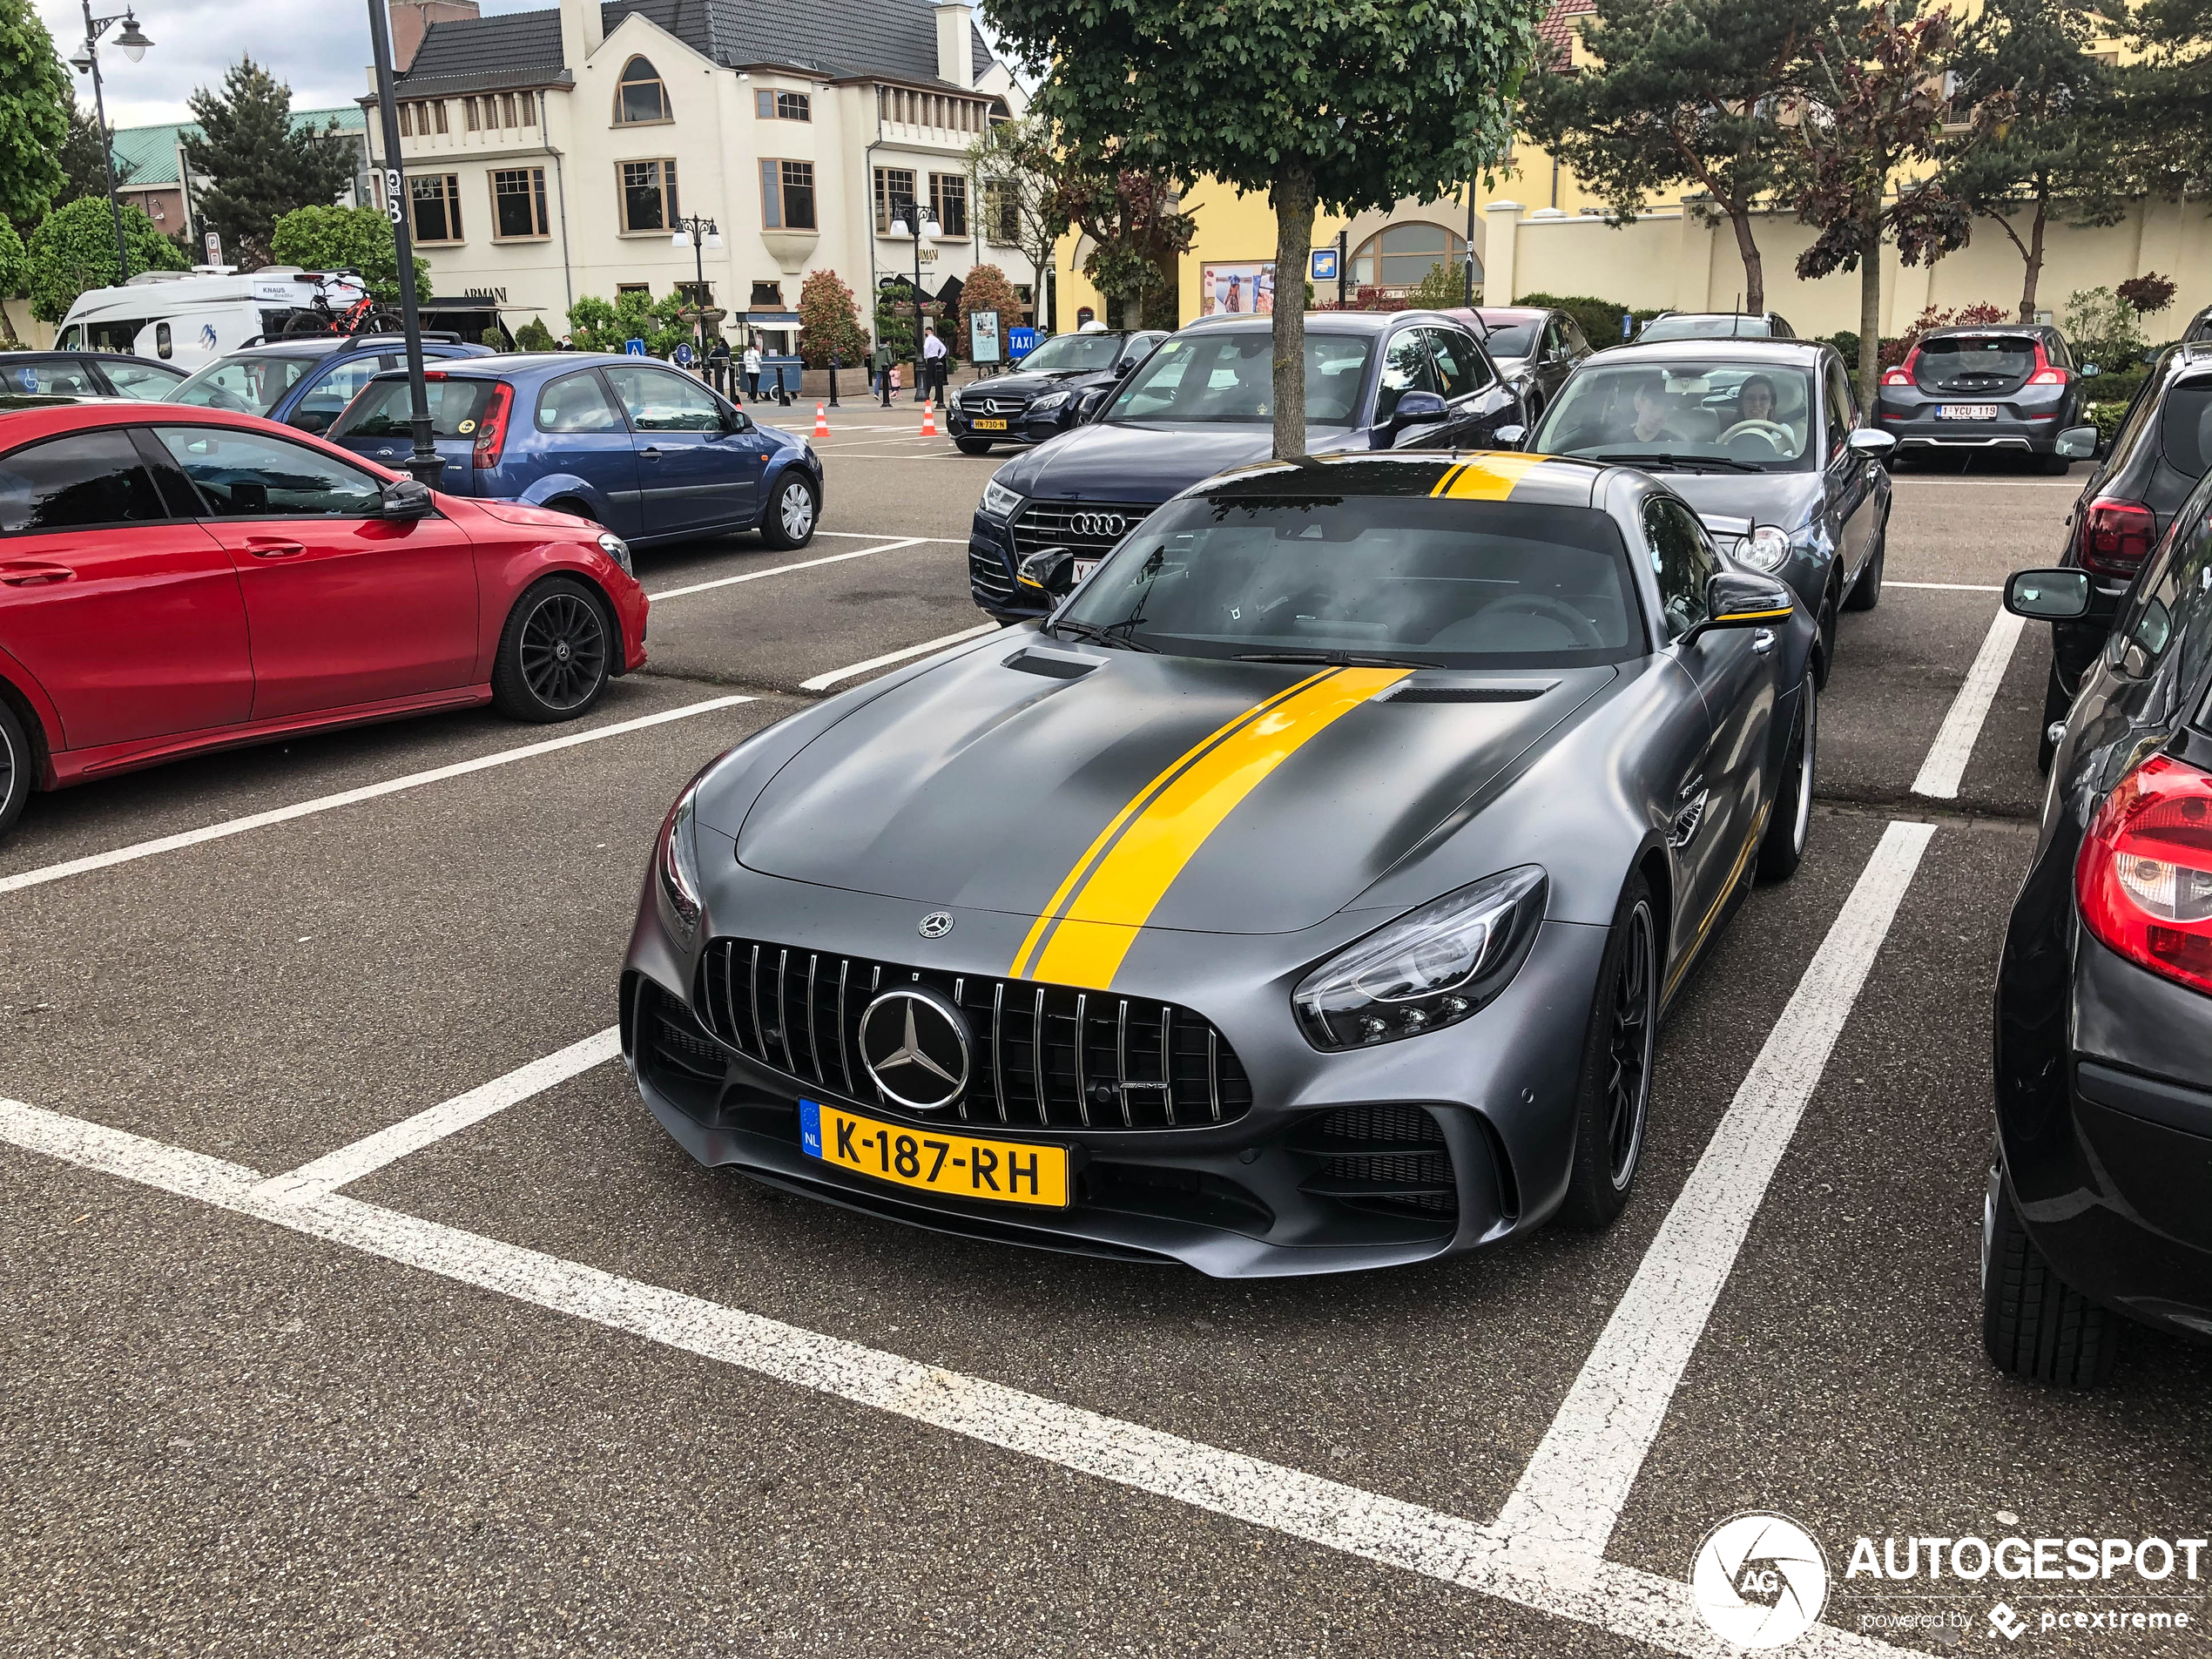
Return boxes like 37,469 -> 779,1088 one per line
0,398 -> 648,841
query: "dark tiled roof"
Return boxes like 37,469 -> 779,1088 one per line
1536,0 -> 1594,68
400,0 -> 995,90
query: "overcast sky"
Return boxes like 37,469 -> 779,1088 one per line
39,0 -> 1003,130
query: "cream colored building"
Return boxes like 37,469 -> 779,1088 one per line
368,0 -> 1029,352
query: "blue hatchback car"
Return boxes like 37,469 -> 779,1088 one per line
327,354 -> 824,550
164,333 -> 495,435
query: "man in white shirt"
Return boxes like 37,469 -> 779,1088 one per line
921,324 -> 948,404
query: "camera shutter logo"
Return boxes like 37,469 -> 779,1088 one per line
1690,1512 -> 1830,1649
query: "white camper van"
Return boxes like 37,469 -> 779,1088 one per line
54,267 -> 368,371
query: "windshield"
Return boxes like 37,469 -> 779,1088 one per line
168,354 -> 318,416
1103,331 -> 1373,426
1055,492 -> 1644,667
1015,333 -> 1123,374
334,376 -> 498,439
1639,315 -> 1769,341
1482,321 -> 1541,358
1533,361 -> 1818,472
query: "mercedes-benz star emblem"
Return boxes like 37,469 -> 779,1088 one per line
918,910 -> 954,939
857,987 -> 971,1112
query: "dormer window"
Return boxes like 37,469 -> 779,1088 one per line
617,57 -> 670,124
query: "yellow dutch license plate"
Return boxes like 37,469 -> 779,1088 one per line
972,418 -> 1009,431
800,1099 -> 1069,1208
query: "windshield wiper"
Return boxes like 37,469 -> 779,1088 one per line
1049,617 -> 1158,653
1588,450 -> 1765,474
1236,650 -> 1442,669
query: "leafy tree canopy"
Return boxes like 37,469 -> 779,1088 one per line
981,0 -> 1545,455
568,289 -> 687,355
183,57 -> 356,267
957,263 -> 1023,361
27,195 -> 186,321
0,0 -> 71,231
57,102 -> 131,206
1054,167 -> 1192,331
514,316 -> 556,351
270,204 -> 428,303
797,267 -> 870,368
2117,0 -> 2212,197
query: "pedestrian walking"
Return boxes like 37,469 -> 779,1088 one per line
873,339 -> 894,408
708,336 -> 732,399
921,323 -> 948,404
743,341 -> 763,401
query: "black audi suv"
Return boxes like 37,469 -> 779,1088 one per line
946,328 -> 1168,455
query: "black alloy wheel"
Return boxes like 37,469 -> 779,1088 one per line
1757,669 -> 1817,881
954,438 -> 994,455
0,697 -> 28,842
1844,515 -> 1886,611
491,577 -> 611,722
1558,873 -> 1660,1229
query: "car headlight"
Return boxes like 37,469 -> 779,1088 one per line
1029,390 -> 1069,413
1737,525 -> 1792,572
655,779 -> 705,948
596,529 -> 633,575
1294,866 -> 1547,1049
980,478 -> 1023,519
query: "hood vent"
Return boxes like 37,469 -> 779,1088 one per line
1002,644 -> 1101,680
1379,680 -> 1554,705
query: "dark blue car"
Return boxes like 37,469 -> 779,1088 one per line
327,354 -> 824,550
165,334 -> 496,435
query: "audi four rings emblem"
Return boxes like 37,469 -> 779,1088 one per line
1069,513 -> 1126,537
919,910 -> 954,938
857,987 -> 971,1111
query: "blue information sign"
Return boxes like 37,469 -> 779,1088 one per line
1008,326 -> 1039,359
624,337 -> 646,355
674,341 -> 694,366
1310,247 -> 1339,282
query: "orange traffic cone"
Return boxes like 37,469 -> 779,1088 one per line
813,401 -> 830,438
921,399 -> 938,437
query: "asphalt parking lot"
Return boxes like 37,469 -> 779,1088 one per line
3,412 -> 2206,1658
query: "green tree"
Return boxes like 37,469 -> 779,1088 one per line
1941,0 -> 2126,324
26,194 -> 185,321
983,0 -> 1544,457
183,57 -> 356,267
270,204 -> 428,302
0,216 -> 28,344
958,263 -> 1023,363
514,316 -> 556,351
1053,166 -> 1194,330
0,0 -> 70,232
1521,0 -> 1834,314
2113,0 -> 2212,199
57,103 -> 130,207
968,112 -> 1063,324
796,267 -> 869,368
1402,261 -> 1469,311
568,289 -> 686,355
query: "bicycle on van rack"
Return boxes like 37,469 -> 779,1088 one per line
275,270 -> 403,340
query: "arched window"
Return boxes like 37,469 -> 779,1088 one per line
1350,221 -> 1474,289
617,57 -> 670,124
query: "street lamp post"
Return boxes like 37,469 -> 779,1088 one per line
70,4 -> 153,286
670,213 -> 723,375
366,0 -> 441,488
886,203 -> 940,404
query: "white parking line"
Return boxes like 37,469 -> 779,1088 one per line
647,537 -> 924,601
250,1027 -> 621,1205
815,530 -> 963,543
0,696 -> 753,899
1887,580 -> 2002,591
1911,608 -> 2028,799
798,623 -> 1003,691
0,1094 -> 1908,1659
1494,821 -> 1936,1580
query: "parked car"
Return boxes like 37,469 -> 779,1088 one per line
1637,312 -> 1797,343
2183,304 -> 2211,346
946,329 -> 1169,455
2027,342 -> 2212,772
0,399 -> 649,844
968,311 -> 1521,621
165,334 -> 495,436
1872,321 -> 2091,474
1987,479 -> 2212,1386
1527,338 -> 1892,683
327,354 -> 824,550
2,351 -> 186,400
1449,305 -> 1592,424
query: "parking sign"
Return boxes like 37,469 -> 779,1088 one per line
625,338 -> 646,356
1310,247 -> 1338,282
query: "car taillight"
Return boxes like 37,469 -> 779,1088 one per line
472,381 -> 513,470
2077,755 -> 2212,998
2027,342 -> 2068,387
2076,496 -> 2155,577
1881,346 -> 1919,388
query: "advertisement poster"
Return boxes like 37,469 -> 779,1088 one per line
1199,262 -> 1275,317
969,309 -> 1001,363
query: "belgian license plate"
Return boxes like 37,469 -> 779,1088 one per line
1938,404 -> 1998,420
800,1100 -> 1069,1208
973,418 -> 1009,431
1072,557 -> 1099,583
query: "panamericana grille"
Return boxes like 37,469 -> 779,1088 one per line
1292,1104 -> 1458,1220
963,395 -> 1028,416
693,938 -> 1254,1131
968,544 -> 1015,602
1011,499 -> 1156,559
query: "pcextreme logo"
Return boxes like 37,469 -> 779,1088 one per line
1692,1512 -> 1831,1649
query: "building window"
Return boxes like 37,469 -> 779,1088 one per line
492,166 -> 550,239
617,56 -> 670,124
519,93 -> 536,129
463,97 -> 480,132
409,173 -> 463,243
616,283 -> 650,298
929,173 -> 968,238
873,165 -> 915,233
398,102 -> 412,138
432,100 -> 448,134
983,180 -> 1019,245
619,158 -> 678,232
756,89 -> 811,121
1350,221 -> 1468,289
759,159 -> 817,231
750,281 -> 783,307
500,92 -> 516,127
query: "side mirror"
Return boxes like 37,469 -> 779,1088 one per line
1494,423 -> 1528,450
2004,569 -> 2091,621
1076,386 -> 1111,421
2056,425 -> 2098,460
1386,389 -> 1450,443
1685,570 -> 1794,643
1846,428 -> 1897,458
376,476 -> 435,519
1017,546 -> 1077,600
2080,363 -> 2101,379
722,404 -> 751,433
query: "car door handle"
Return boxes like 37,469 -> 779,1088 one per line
640,446 -> 664,458
0,561 -> 73,586
1751,629 -> 1776,655
245,540 -> 306,559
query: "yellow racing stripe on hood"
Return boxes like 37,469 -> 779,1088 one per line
1435,453 -> 1550,500
1016,667 -> 1409,990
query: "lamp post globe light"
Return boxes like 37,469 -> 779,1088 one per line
886,208 -> 940,402
71,4 -> 154,284
671,214 -> 723,365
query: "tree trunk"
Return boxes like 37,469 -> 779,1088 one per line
0,302 -> 17,347
1857,202 -> 1883,415
1271,164 -> 1317,461
1730,207 -> 1765,314
2019,189 -> 2048,325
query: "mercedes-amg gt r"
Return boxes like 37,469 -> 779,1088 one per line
622,452 -> 1817,1276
